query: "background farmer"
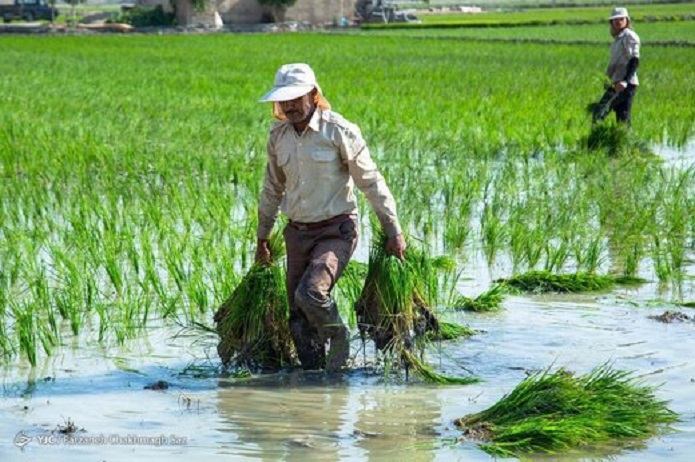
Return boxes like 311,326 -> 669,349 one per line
594,7 -> 641,125
255,63 -> 406,371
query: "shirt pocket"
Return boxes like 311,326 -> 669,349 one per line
310,148 -> 340,179
311,149 -> 338,163
276,149 -> 291,167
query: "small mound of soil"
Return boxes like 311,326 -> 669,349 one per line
144,380 -> 169,390
649,311 -> 692,323
453,420 -> 494,441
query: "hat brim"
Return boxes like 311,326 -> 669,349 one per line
259,85 -> 314,103
608,14 -> 628,20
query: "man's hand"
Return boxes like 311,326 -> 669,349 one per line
615,81 -> 627,92
255,239 -> 272,266
386,234 -> 406,260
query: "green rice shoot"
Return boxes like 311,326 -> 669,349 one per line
428,321 -> 477,341
453,284 -> 507,312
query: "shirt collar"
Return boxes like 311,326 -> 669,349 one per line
307,107 -> 322,132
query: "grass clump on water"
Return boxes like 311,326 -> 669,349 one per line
452,284 -> 506,312
455,364 -> 678,458
213,232 -> 295,370
355,230 -> 479,384
496,270 -> 647,294
428,321 -> 477,340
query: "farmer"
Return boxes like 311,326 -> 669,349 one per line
255,63 -> 406,371
594,7 -> 641,125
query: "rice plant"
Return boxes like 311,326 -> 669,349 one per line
455,364 -> 678,457
496,270 -> 647,294
452,284 -> 507,312
213,232 -> 295,370
355,230 -> 478,384
427,321 -> 477,341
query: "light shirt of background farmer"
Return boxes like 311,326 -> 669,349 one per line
607,28 -> 640,85
257,107 -> 401,240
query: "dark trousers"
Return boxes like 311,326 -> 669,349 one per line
594,84 -> 637,126
284,215 -> 358,369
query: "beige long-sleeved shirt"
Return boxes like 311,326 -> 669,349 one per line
607,28 -> 640,85
257,108 -> 402,240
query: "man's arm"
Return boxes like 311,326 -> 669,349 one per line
339,124 -> 405,258
256,136 -> 286,264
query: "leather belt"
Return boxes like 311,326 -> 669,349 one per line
289,214 -> 354,231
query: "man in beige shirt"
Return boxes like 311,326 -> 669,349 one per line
255,63 -> 406,371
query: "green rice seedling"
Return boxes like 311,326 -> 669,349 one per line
355,230 -> 477,384
497,271 -> 615,294
481,201 -> 507,267
651,235 -> 673,284
11,301 -> 37,367
543,240 -> 571,273
0,314 -> 14,360
402,349 -> 481,385
213,231 -> 295,370
455,364 -> 678,458
334,261 -> 368,329
427,321 -> 477,341
452,284 -> 507,312
523,229 -> 545,271
623,240 -> 644,278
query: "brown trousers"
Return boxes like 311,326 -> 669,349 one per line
284,215 -> 358,369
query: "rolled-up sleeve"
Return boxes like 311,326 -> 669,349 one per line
339,125 -> 402,238
257,135 -> 286,240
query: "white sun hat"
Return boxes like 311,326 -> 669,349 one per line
259,63 -> 323,103
608,7 -> 629,21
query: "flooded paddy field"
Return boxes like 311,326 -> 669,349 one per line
1,28 -> 695,461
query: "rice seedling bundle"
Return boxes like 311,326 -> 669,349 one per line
497,270 -> 618,293
213,233 -> 295,370
427,321 -> 477,340
355,230 -> 478,384
455,364 -> 678,457
452,284 -> 506,312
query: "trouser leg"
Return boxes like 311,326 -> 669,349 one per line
292,218 -> 358,370
592,88 -> 617,124
285,225 -> 325,370
613,85 -> 636,126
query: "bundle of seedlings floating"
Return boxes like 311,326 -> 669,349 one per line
355,230 -> 478,384
213,232 -> 295,370
455,364 -> 678,458
496,270 -> 647,294
427,321 -> 477,341
452,284 -> 507,312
